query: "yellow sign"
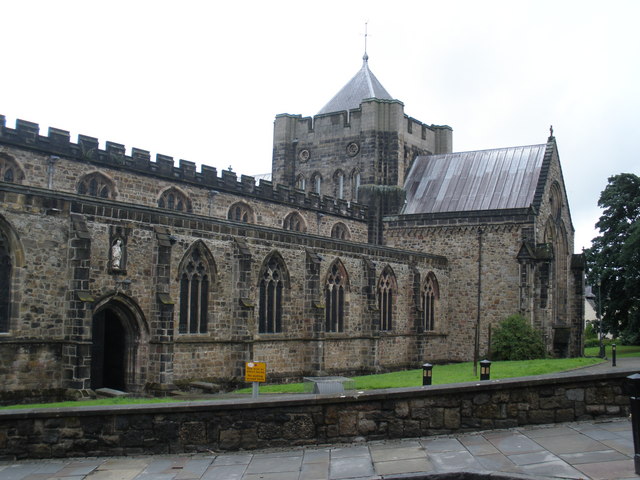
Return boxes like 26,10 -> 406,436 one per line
245,361 -> 267,383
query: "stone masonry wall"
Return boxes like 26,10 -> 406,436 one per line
0,182 -> 448,393
0,369 -> 633,459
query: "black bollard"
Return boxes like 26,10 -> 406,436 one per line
422,363 -> 433,386
480,359 -> 491,381
612,344 -> 617,367
624,373 -> 640,474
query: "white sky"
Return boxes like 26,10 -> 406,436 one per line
3,0 -> 639,254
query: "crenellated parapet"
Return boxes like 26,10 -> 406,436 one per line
0,115 -> 367,220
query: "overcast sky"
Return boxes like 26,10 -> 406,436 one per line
3,0 -> 639,253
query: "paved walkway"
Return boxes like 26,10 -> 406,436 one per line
1,417 -> 637,480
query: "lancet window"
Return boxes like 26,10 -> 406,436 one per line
179,244 -> 213,334
259,254 -> 286,333
421,273 -> 439,331
325,261 -> 348,333
377,267 -> 396,331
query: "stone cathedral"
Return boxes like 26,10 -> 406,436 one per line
0,53 -> 584,401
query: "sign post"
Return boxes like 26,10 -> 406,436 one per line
245,361 -> 267,399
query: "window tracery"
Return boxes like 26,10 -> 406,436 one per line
77,172 -> 114,199
228,202 -> 254,223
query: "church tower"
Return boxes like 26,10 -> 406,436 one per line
271,54 -> 452,205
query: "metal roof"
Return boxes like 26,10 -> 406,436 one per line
403,144 -> 547,214
317,54 -> 393,115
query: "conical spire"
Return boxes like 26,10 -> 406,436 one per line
317,54 -> 393,115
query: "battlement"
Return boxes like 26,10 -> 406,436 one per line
275,100 -> 450,145
0,115 -> 367,220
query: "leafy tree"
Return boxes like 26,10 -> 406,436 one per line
491,314 -> 546,360
584,173 -> 640,344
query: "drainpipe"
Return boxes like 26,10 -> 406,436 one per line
474,228 -> 483,377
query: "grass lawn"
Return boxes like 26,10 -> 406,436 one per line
0,354 -> 616,409
584,344 -> 640,358
235,356 -> 603,394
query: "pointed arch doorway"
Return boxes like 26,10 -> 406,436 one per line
90,295 -> 148,392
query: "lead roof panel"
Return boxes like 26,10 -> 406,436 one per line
403,144 -> 547,214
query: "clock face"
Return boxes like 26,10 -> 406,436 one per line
347,142 -> 360,157
298,149 -> 310,162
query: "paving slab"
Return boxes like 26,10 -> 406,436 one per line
369,446 -> 425,462
473,452 -> 520,473
200,463 -> 247,480
427,450 -> 484,473
374,457 -> 432,476
458,434 -> 500,455
532,433 -> 607,455
519,459 -> 586,479
485,433 -> 544,456
329,455 -> 375,479
420,437 -> 465,453
244,454 -> 302,474
507,450 -> 561,466
560,449 -> 629,465
574,459 -> 640,480
300,461 -> 329,480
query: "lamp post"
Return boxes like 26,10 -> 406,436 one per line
422,363 -> 433,386
480,360 -> 491,381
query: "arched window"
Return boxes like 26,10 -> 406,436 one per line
259,254 -> 287,333
422,273 -> 439,331
331,222 -> 350,240
377,267 -> 397,331
228,202 -> 254,223
0,154 -> 25,185
0,232 -> 12,332
351,169 -> 361,202
334,170 -> 345,199
77,172 -> 114,199
283,212 -> 306,232
325,260 -> 348,332
178,243 -> 214,334
295,174 -> 306,191
311,172 -> 322,195
158,188 -> 191,212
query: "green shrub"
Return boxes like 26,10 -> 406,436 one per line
491,314 -> 546,361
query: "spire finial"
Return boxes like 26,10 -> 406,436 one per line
363,21 -> 369,63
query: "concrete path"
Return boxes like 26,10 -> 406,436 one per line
1,417 -> 637,480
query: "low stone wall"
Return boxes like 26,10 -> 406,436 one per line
0,368 -> 635,459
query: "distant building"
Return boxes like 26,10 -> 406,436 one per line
0,53 -> 584,400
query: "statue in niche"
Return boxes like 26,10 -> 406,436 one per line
111,238 -> 123,271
